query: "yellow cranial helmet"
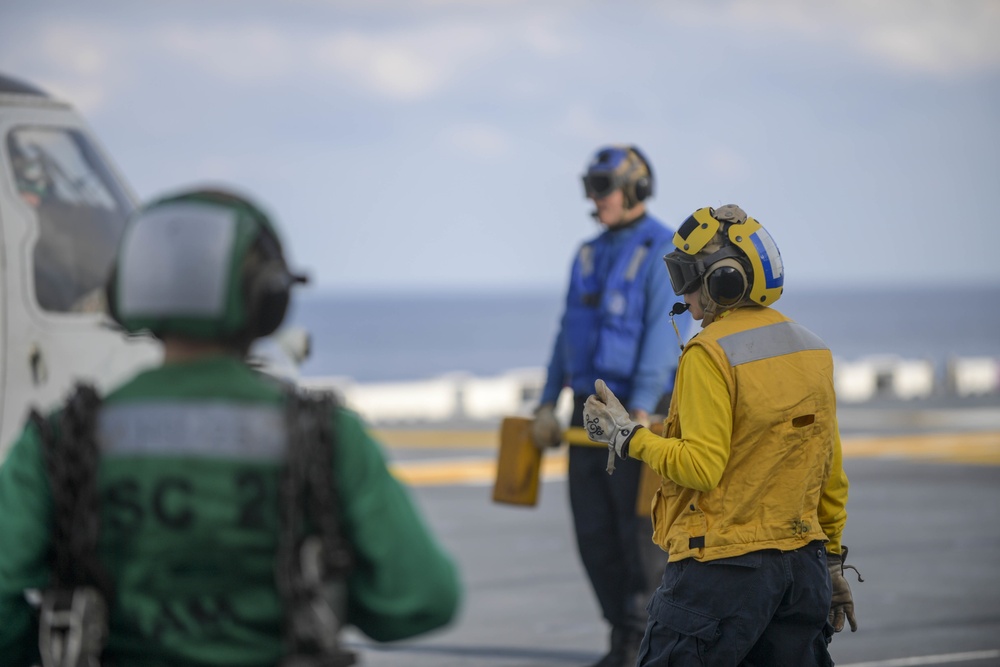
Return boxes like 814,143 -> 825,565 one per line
663,205 -> 784,310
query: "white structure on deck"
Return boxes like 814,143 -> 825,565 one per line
946,356 -> 1000,398
834,355 -> 937,403
300,355 -> 1000,425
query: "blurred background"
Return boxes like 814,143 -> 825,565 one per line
2,0 -> 999,402
2,0 -> 998,293
3,5 -> 1000,665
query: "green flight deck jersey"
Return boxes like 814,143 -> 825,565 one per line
0,356 -> 461,666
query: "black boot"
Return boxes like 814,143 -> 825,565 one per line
588,625 -> 643,667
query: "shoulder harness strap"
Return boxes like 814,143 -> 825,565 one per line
278,388 -> 356,666
31,382 -> 111,667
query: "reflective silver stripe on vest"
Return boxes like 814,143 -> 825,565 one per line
579,244 -> 595,277
97,402 -> 286,460
717,321 -> 828,367
623,245 -> 649,282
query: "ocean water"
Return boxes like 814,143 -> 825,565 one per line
285,285 -> 1000,383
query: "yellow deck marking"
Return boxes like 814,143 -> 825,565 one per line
384,430 -> 1000,487
391,456 -> 568,486
841,431 -> 1000,465
374,429 -> 497,449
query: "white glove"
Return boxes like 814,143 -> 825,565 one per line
530,403 -> 562,449
583,379 -> 641,474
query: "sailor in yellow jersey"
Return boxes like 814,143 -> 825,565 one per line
584,205 -> 860,666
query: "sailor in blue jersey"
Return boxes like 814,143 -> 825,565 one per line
532,146 -> 690,667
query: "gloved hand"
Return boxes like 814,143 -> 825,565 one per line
530,403 -> 562,449
583,379 -> 642,473
827,547 -> 861,633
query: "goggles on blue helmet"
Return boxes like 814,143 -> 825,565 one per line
581,146 -> 633,199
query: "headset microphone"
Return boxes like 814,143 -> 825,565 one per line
669,302 -> 690,352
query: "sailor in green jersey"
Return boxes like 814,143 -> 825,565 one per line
0,188 -> 461,666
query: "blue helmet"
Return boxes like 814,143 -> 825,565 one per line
581,145 -> 654,208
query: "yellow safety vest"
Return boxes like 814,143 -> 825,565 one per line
631,306 -> 848,562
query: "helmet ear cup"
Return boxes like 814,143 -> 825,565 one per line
628,145 -> 654,203
245,264 -> 290,338
705,258 -> 748,307
241,231 -> 291,339
633,174 -> 651,203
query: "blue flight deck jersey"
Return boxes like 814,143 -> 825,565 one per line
542,214 -> 686,413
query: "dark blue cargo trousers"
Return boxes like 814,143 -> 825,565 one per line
637,541 -> 835,666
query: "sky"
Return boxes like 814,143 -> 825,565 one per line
1,0 -> 998,294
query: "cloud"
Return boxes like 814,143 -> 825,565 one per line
669,0 -> 1000,76
441,122 -> 511,159
147,14 -> 573,100
702,146 -> 751,180
520,16 -> 577,56
555,105 -> 612,143
855,3 -> 1000,75
157,22 -> 296,83
41,27 -> 108,77
3,6 -> 581,106
311,16 -> 572,100
311,28 -> 464,100
16,24 -> 132,114
151,16 -> 567,100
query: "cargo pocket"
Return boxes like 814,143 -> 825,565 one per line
650,484 -> 680,547
651,596 -> 720,640
639,594 -> 720,664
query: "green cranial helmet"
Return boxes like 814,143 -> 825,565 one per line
107,188 -> 306,344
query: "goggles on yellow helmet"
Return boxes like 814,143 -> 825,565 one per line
663,207 -> 725,295
664,245 -> 743,296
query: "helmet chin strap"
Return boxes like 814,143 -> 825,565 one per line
702,294 -> 759,327
700,288 -> 723,327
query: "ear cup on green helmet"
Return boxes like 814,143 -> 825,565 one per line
249,273 -> 290,339
242,229 -> 293,339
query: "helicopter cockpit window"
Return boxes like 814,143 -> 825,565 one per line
7,127 -> 134,313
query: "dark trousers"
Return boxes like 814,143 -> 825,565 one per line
569,394 -> 659,632
637,542 -> 835,667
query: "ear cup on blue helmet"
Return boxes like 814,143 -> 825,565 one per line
628,145 -> 654,203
